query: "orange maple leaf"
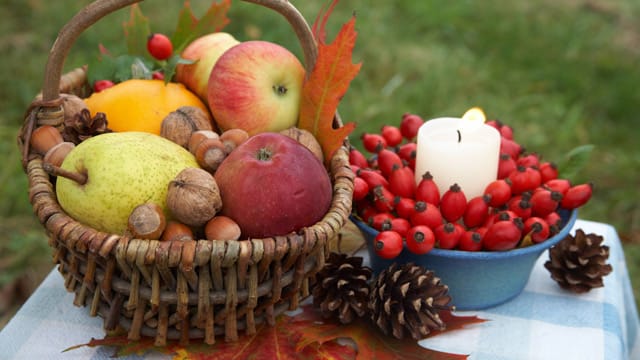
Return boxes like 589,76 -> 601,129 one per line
298,0 -> 360,163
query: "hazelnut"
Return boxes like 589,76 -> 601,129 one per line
160,221 -> 194,242
161,106 -> 213,148
188,129 -> 220,154
204,216 -> 242,241
280,127 -> 324,162
127,203 -> 166,239
219,128 -> 249,154
30,125 -> 63,155
166,168 -> 222,227
194,137 -> 227,173
43,141 -> 75,167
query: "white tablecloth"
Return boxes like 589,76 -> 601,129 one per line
0,219 -> 638,359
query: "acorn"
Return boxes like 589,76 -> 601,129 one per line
205,216 -> 242,241
127,202 -> 166,239
43,141 -> 75,167
161,106 -> 213,148
166,167 -> 222,227
280,126 -> 323,162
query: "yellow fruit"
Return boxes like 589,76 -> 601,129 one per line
84,79 -> 212,134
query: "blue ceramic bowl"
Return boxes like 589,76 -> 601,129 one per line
351,209 -> 578,310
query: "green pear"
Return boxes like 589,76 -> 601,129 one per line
56,131 -> 199,235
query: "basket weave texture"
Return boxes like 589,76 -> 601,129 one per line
17,0 -> 354,346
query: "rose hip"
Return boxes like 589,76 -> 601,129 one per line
353,177 -> 370,201
369,212 -> 395,231
147,33 -> 173,60
349,147 -> 369,169
372,185 -> 395,212
499,124 -> 514,140
500,137 -> 523,160
406,225 -> 435,255
539,161 -> 559,183
410,201 -> 443,230
93,79 -> 114,93
361,133 -> 387,153
381,125 -> 403,147
388,165 -> 416,199
498,153 -> 517,179
483,220 -> 522,251
389,217 -> 411,238
434,222 -> 463,249
377,149 -> 404,177
507,195 -> 532,220
440,183 -> 467,222
397,142 -> 417,169
530,188 -> 562,217
374,231 -> 403,259
357,168 -> 389,189
544,211 -> 563,235
508,166 -> 541,194
458,229 -> 483,251
544,178 -> 571,196
463,195 -> 490,228
393,196 -> 416,219
516,153 -> 540,168
523,217 -> 550,243
560,183 -> 593,209
415,171 -> 441,206
400,113 -> 424,141
484,179 -> 512,207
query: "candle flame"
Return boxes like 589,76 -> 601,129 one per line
461,107 -> 486,124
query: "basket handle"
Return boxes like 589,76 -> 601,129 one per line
41,0 -> 318,102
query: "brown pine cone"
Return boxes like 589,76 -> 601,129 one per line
544,229 -> 613,293
312,253 -> 373,324
62,108 -> 111,144
370,262 -> 453,340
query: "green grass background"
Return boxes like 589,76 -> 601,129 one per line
1,0 -> 638,326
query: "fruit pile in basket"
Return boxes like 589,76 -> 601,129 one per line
29,2 -> 358,242
350,113 -> 593,259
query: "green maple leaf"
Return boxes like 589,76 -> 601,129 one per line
123,4 -> 151,58
172,0 -> 232,53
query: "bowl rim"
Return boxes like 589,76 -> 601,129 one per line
350,209 -> 578,260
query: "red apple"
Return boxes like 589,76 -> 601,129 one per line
207,40 -> 305,136
214,132 -> 332,238
175,32 -> 239,101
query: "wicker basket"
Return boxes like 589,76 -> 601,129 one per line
17,0 -> 354,346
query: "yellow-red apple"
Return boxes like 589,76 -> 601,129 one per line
207,41 -> 305,135
175,32 -> 239,101
213,132 -> 332,238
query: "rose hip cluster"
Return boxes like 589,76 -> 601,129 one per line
351,113 -> 593,260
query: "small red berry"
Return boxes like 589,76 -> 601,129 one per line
544,211 -> 563,235
483,220 -> 522,251
458,230 -> 483,251
349,147 -> 369,168
415,171 -> 440,206
353,177 -> 370,201
381,125 -> 403,147
147,33 -> 173,60
516,153 -> 540,168
372,185 -> 395,212
530,188 -> 562,217
377,149 -> 403,177
406,225 -> 435,255
508,166 -> 541,194
410,201 -> 443,230
523,217 -> 550,243
497,153 -> 517,179
374,230 -> 403,259
539,161 -> 559,183
357,168 -> 389,189
93,79 -> 114,93
388,165 -> 416,199
560,183 -> 593,209
388,217 -> 411,238
358,203 -> 378,224
500,137 -> 523,160
393,196 -> 416,219
544,178 -> 571,196
499,124 -> 514,140
507,195 -> 532,220
151,71 -> 165,80
440,183 -> 467,222
400,113 -> 424,141
463,195 -> 490,228
369,212 -> 395,231
434,222 -> 463,249
484,179 -> 512,207
361,133 -> 387,153
397,142 -> 417,169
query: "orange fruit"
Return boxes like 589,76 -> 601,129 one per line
84,79 -> 212,134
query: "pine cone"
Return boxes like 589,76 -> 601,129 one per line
312,253 -> 373,324
370,262 -> 453,340
544,229 -> 612,293
62,108 -> 111,144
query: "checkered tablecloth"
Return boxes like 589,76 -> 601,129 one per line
0,219 -> 638,359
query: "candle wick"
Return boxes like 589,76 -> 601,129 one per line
457,129 -> 462,143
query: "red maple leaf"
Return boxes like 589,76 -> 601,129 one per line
298,0 -> 360,163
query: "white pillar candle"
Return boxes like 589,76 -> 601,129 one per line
414,117 -> 501,199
